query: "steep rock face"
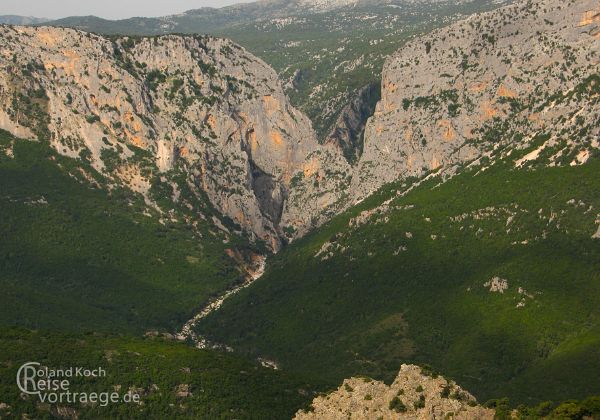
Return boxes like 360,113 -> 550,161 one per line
295,364 -> 494,419
280,144 -> 350,239
354,0 -> 600,199
326,82 -> 381,163
0,26 -> 348,249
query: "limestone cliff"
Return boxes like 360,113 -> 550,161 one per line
354,0 -> 599,200
0,25 -> 349,250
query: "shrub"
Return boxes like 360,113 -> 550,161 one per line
414,395 -> 426,410
86,115 -> 100,124
389,397 -> 407,413
448,102 -> 460,117
146,69 -> 166,91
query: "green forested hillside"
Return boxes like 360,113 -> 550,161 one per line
0,131 -> 320,418
0,130 -> 249,333
0,328 -> 315,419
198,153 -> 600,405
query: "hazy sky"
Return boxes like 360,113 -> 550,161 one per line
1,0 -> 253,20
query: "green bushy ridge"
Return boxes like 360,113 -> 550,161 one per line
0,130 -> 246,333
0,328 -> 315,419
488,395 -> 600,420
198,155 -> 600,405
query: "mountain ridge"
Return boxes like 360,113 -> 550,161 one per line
0,15 -> 49,25
45,0 -> 493,30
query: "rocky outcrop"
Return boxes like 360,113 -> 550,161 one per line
326,82 -> 380,164
294,364 -> 494,419
0,25 -> 350,250
353,0 -> 600,200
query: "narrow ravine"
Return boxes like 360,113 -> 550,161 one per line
176,255 -> 266,351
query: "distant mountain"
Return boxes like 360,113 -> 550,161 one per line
0,15 -> 48,25
44,0 -> 505,35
